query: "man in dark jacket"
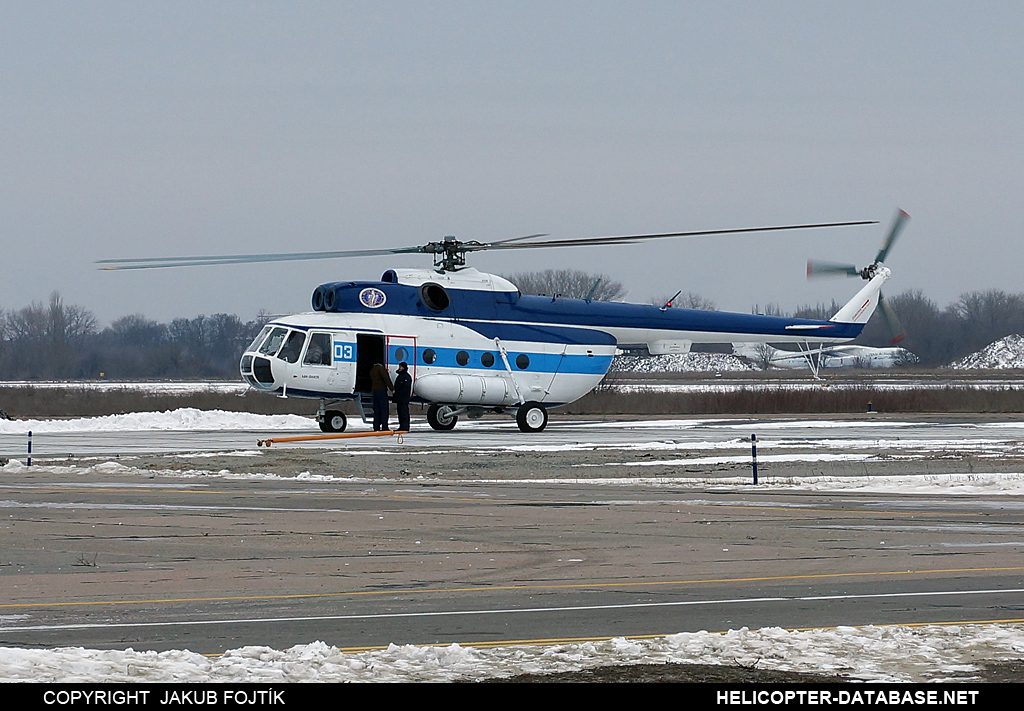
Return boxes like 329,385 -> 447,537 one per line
369,362 -> 393,431
393,361 -> 412,431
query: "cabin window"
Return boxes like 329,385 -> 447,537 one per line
394,347 -> 408,362
247,326 -> 272,353
252,357 -> 274,385
423,348 -> 436,365
303,333 -> 332,366
278,330 -> 307,364
515,354 -> 530,369
420,283 -> 450,311
456,351 -> 469,366
258,327 -> 288,357
481,352 -> 495,367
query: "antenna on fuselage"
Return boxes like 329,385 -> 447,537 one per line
660,290 -> 683,311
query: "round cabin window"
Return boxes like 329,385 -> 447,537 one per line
481,352 -> 495,367
423,348 -> 436,365
515,354 -> 530,369
456,351 -> 469,366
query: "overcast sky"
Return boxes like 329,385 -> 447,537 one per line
2,1 -> 1022,324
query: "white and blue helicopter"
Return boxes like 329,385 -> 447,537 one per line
99,211 -> 908,432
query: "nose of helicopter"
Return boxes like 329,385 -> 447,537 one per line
240,352 -> 279,391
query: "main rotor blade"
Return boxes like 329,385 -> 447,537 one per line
484,233 -> 550,246
96,245 -> 429,270
806,260 -> 860,278
874,209 -> 910,265
480,221 -> 878,252
98,220 -> 876,271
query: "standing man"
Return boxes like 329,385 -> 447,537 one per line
393,361 -> 412,432
369,362 -> 393,431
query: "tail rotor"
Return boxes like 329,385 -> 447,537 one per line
808,209 -> 909,344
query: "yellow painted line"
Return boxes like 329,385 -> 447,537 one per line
4,565 -> 1024,610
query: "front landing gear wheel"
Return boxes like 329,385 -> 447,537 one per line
516,402 -> 548,432
426,404 -> 459,431
319,410 -> 347,433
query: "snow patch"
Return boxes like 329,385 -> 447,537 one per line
0,408 -> 313,434
2,624 -> 1023,682
951,335 -> 1024,370
612,353 -> 753,373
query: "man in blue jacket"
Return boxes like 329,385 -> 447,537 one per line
393,361 -> 412,432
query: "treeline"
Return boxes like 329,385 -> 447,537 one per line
0,292 -> 266,380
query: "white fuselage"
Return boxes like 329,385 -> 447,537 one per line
240,267 -> 881,410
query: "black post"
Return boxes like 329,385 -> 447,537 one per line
751,433 -> 757,484
28,430 -> 32,467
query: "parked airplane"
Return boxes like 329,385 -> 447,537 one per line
98,212 -> 907,432
732,342 -> 918,370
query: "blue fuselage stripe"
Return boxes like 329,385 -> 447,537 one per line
315,281 -> 863,341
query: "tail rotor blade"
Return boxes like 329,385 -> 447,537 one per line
807,260 -> 860,279
874,209 -> 910,265
878,292 -> 905,344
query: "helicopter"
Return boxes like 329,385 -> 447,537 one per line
98,211 -> 908,432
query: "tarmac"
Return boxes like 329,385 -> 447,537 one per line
2,413 -> 1024,655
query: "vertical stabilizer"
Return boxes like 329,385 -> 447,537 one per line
829,267 -> 889,324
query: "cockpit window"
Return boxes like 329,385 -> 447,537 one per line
247,326 -> 272,353
258,327 -> 289,356
303,333 -> 332,366
278,330 -> 307,364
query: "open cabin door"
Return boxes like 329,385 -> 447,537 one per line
354,333 -> 386,393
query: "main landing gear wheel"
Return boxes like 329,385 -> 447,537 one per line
319,410 -> 347,433
516,401 -> 548,432
426,404 -> 458,431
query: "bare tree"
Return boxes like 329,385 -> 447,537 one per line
751,342 -> 778,370
3,292 -> 96,378
951,290 -> 1024,352
109,314 -> 168,349
503,269 -> 626,301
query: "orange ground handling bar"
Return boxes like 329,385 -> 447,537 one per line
257,430 -> 408,447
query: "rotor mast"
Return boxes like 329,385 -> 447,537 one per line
426,236 -> 483,272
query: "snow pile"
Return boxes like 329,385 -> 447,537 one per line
950,334 -> 1024,369
2,624 -> 1023,682
612,353 -> 753,373
0,380 -> 247,394
0,408 -> 312,434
